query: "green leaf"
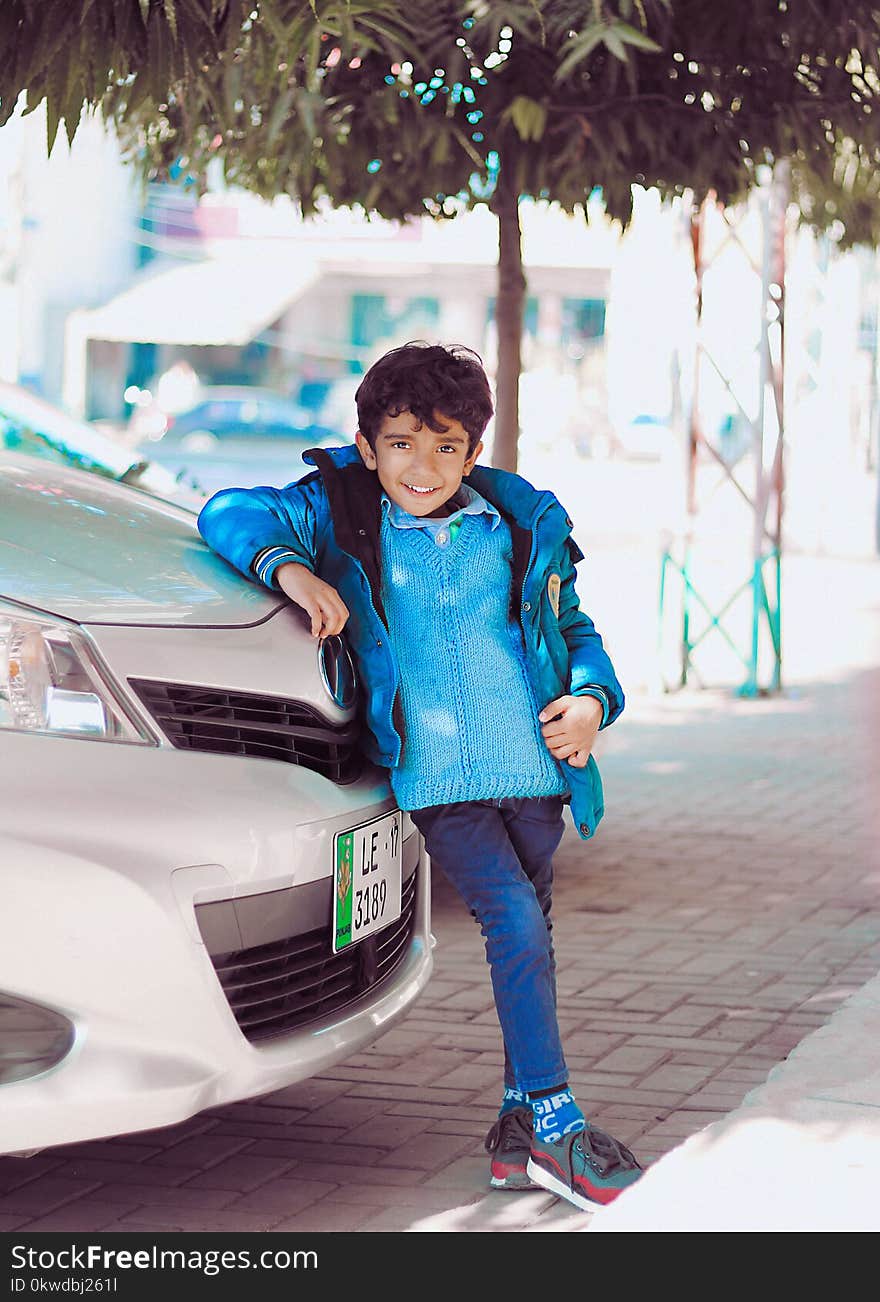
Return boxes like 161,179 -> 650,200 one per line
296,87 -> 318,141
554,26 -> 605,82
509,94 -> 547,141
46,92 -> 62,154
615,22 -> 661,53
603,28 -> 628,62
265,84 -> 296,147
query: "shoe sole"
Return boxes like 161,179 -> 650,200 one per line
526,1156 -> 614,1210
490,1171 -> 543,1191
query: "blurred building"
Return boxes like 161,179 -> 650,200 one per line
64,182 -> 622,448
0,101 -> 140,404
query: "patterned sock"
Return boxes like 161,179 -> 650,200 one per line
530,1087 -> 586,1143
499,1086 -> 528,1116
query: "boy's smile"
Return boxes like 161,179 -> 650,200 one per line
355,410 -> 483,518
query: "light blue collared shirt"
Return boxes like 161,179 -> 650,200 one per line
381,482 -> 501,548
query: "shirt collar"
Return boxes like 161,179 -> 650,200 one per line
381,481 -> 502,532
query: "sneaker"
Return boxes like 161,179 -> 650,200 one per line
527,1123 -> 643,1209
484,1106 -> 541,1191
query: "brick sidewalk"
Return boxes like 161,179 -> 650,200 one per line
1,625 -> 877,1234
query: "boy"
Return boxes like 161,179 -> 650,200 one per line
197,342 -> 642,1209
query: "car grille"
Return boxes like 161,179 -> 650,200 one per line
208,868 -> 418,1044
129,678 -> 361,783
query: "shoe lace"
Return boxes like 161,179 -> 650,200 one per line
575,1125 -> 642,1178
485,1106 -> 532,1156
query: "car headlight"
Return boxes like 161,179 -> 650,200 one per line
0,606 -> 155,744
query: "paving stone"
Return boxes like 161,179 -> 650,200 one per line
182,1154 -> 301,1192
246,1140 -> 389,1165
0,1176 -> 102,1215
287,1162 -> 421,1187
293,1096 -> 389,1128
116,1207 -> 277,1232
208,1119 -> 348,1142
145,1135 -> 253,1168
558,1030 -> 628,1058
345,1082 -> 475,1104
570,1080 -> 684,1107
626,1033 -> 743,1054
51,1141 -> 165,1163
259,1079 -> 351,1108
49,1159 -> 201,1186
135,1116 -> 219,1146
0,1213 -> 31,1231
377,1132 -> 477,1170
324,1183 -> 486,1211
14,1201 -> 128,1232
0,1156 -> 65,1193
225,1178 -> 338,1213
79,1184 -> 237,1210
596,1045 -> 670,1075
322,1058 -> 455,1086
417,1117 -> 497,1138
430,1064 -> 501,1090
341,1114 -> 435,1147
202,1103 -> 309,1126
421,1155 -> 493,1192
268,1203 -> 379,1232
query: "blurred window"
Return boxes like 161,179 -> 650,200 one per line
350,295 -> 440,364
561,298 -> 606,344
486,296 -> 539,337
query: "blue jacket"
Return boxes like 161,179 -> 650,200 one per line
197,444 -> 624,839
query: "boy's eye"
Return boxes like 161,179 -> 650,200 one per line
388,440 -> 458,453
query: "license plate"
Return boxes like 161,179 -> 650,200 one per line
333,811 -> 402,953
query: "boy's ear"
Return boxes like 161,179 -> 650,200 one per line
355,431 -> 377,469
463,439 -> 484,475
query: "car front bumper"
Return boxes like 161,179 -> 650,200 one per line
1,731 -> 432,1154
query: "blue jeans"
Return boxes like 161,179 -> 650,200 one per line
410,795 -> 568,1095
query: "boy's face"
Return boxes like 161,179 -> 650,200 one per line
355,409 -> 483,518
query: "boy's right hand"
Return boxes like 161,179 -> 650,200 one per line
275,562 -> 350,639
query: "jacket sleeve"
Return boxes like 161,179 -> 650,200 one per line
197,483 -> 320,588
556,538 -> 625,727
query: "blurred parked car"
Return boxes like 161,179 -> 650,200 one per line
0,381 -> 205,510
0,451 -> 431,1154
143,385 -> 346,494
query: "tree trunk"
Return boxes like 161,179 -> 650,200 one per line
490,161 -> 526,473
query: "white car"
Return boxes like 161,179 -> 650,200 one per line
0,451 -> 432,1155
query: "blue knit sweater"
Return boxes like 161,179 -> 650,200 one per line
380,492 -> 569,812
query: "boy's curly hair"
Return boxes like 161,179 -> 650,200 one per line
355,341 -> 494,454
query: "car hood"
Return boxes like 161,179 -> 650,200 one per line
0,455 -> 284,627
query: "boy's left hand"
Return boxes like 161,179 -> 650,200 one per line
538,694 -> 603,768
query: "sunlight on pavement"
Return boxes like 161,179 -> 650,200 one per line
406,1191 -> 594,1232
